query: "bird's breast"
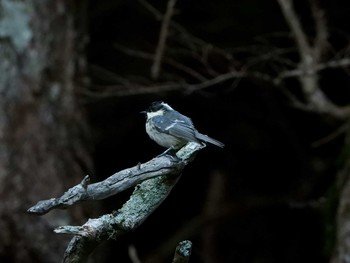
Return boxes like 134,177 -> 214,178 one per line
146,120 -> 184,149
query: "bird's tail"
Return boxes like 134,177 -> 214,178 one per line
195,132 -> 225,148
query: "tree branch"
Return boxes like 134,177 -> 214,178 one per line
151,0 -> 177,79
309,0 -> 328,60
28,142 -> 203,262
114,43 -> 207,81
27,156 -> 184,215
277,0 -> 320,99
276,0 -> 350,118
274,57 -> 350,84
277,0 -> 313,62
138,0 -> 231,59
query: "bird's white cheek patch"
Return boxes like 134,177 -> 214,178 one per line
146,110 -> 164,119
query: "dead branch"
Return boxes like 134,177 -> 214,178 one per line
28,142 -> 203,263
27,155 -> 184,215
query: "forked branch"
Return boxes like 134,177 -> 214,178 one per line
28,143 -> 203,263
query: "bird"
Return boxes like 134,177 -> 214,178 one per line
143,101 -> 224,154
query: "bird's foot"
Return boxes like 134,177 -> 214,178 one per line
157,147 -> 181,162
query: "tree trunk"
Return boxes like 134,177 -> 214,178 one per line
0,0 -> 91,262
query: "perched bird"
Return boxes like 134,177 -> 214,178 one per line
143,101 -> 224,153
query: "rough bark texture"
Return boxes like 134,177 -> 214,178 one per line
0,0 -> 91,262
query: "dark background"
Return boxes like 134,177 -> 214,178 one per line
83,0 -> 350,262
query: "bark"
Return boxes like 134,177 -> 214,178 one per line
0,0 -> 91,262
30,143 -> 201,262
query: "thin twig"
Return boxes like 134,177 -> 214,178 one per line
139,0 -> 231,59
151,0 -> 177,79
89,64 -> 132,85
114,44 -> 207,81
83,54 -> 350,101
274,57 -> 350,84
277,0 -> 321,99
311,122 -> 349,148
277,0 -> 312,62
82,69 -> 273,99
309,0 -> 328,60
138,0 -> 163,20
82,82 -> 187,98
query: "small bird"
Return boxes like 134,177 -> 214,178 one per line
143,101 -> 224,153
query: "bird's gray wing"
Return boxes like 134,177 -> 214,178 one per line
151,116 -> 199,142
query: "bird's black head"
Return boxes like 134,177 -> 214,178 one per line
142,102 -> 174,118
141,101 -> 164,116
149,101 -> 164,112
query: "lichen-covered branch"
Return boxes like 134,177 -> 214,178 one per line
28,142 -> 203,263
27,154 -> 184,215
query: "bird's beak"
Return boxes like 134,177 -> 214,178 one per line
140,111 -> 146,114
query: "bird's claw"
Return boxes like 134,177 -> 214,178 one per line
156,147 -> 181,162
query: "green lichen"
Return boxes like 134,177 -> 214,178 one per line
176,240 -> 192,257
113,143 -> 202,231
115,174 -> 179,230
